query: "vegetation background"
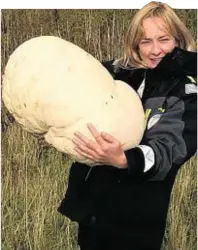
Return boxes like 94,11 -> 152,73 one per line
1,8 -> 197,250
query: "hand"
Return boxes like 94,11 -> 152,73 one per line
72,123 -> 127,168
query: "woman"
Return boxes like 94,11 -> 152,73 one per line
58,2 -> 197,250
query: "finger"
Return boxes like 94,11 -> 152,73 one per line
87,123 -> 104,145
101,132 -> 116,143
72,137 -> 86,146
74,132 -> 96,150
74,141 -> 97,157
74,147 -> 95,161
74,138 -> 105,159
74,132 -> 106,159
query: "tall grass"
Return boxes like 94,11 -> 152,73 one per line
2,124 -> 78,250
1,9 -> 197,250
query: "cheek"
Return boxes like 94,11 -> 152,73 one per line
162,42 -> 176,53
139,47 -> 150,59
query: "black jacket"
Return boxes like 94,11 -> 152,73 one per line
58,47 -> 197,248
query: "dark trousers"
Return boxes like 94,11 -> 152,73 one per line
58,163 -> 177,250
78,216 -> 163,250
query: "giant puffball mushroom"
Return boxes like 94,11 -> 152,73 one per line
2,36 -> 145,166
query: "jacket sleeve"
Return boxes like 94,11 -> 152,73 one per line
125,86 -> 197,181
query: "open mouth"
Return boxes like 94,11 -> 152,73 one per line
150,58 -> 163,63
150,58 -> 164,67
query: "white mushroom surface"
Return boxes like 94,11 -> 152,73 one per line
2,36 -> 145,166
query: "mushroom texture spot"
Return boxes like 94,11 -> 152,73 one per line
2,36 -> 145,166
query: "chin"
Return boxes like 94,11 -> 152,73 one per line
150,62 -> 160,68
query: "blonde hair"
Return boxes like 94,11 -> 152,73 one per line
118,1 -> 196,69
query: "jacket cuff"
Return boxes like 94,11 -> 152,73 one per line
124,147 -> 145,176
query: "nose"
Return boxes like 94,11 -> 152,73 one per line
152,42 -> 161,55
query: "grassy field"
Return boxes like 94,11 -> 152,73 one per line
1,9 -> 197,250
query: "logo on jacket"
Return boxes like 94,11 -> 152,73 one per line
185,76 -> 197,94
145,108 -> 166,130
185,84 -> 197,94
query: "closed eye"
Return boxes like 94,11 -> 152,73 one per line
160,38 -> 169,42
140,40 -> 150,44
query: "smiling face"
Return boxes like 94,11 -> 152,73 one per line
138,17 -> 177,68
